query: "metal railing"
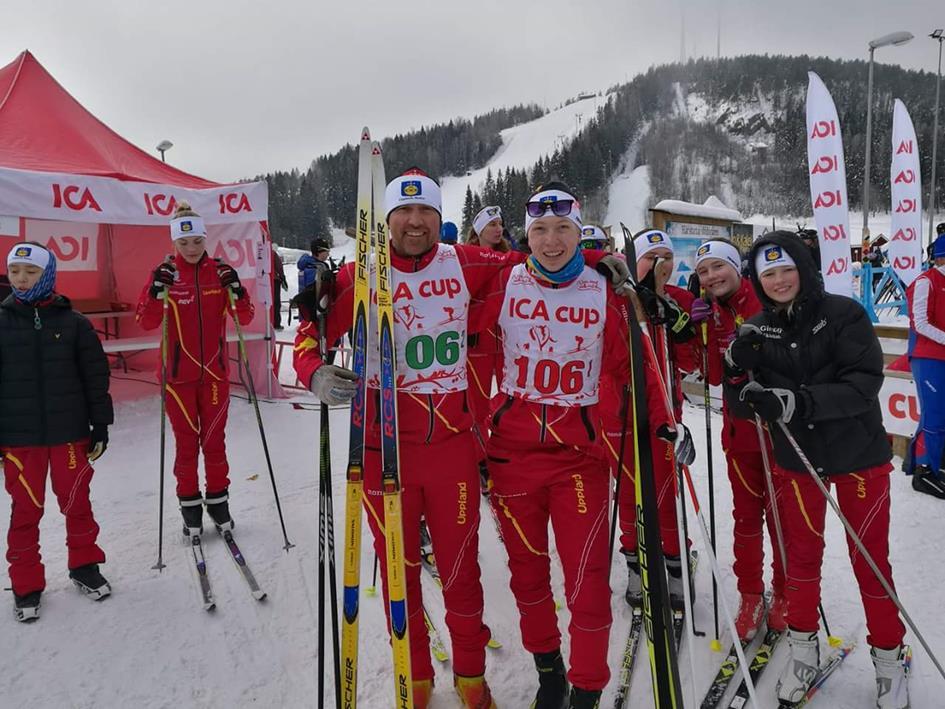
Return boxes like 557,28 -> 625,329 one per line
855,263 -> 909,322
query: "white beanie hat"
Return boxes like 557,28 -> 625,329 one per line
170,215 -> 207,241
7,242 -> 51,270
385,169 -> 442,220
633,229 -> 673,259
580,224 -> 608,244
755,243 -> 797,275
472,205 -> 502,236
524,186 -> 582,235
695,240 -> 742,274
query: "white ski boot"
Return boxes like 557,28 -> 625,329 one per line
620,549 -> 643,607
871,645 -> 909,709
776,629 -> 820,704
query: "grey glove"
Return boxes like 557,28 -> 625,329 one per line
674,423 -> 696,467
738,380 -> 800,424
309,365 -> 359,406
595,255 -> 634,296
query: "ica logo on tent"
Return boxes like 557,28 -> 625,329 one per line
52,184 -> 101,212
218,192 -> 252,214
144,193 -> 179,217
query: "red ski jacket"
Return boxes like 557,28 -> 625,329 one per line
294,244 -> 523,448
136,254 -> 254,385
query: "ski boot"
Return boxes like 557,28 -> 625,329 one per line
180,493 -> 204,537
734,592 -> 765,642
620,548 -> 642,608
912,466 -> 945,499
776,629 -> 820,704
454,674 -> 497,708
13,590 -> 41,622
479,460 -> 491,497
205,489 -> 234,532
412,678 -> 433,709
768,591 -> 788,632
871,645 -> 909,709
69,563 -> 111,601
664,554 -> 694,611
568,687 -> 601,708
531,649 -> 569,709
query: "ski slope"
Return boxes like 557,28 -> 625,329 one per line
1,348 -> 942,708
440,95 -> 603,222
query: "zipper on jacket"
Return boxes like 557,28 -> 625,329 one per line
172,343 -> 182,379
539,404 -> 548,444
34,308 -> 47,443
424,394 -> 435,443
195,260 -> 205,383
491,395 -> 514,429
33,307 -> 42,331
579,406 -> 596,442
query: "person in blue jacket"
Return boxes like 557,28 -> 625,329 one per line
297,238 -> 330,292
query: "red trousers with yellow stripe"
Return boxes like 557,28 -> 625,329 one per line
727,450 -> 785,595
777,463 -> 905,649
165,379 -> 231,498
2,441 -> 105,595
604,426 -> 682,557
467,352 -> 501,443
363,432 -> 490,682
488,438 -> 612,691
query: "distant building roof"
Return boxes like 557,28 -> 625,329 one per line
652,196 -> 743,222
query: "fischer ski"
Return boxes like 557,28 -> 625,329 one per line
727,629 -> 785,708
777,641 -> 856,709
612,607 -> 644,709
188,534 -> 215,612
219,529 -> 267,601
700,639 -> 749,709
339,127 -> 373,709
672,551 -> 699,649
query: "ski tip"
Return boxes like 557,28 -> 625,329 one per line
361,126 -> 371,141
710,638 -> 722,652
371,141 -> 382,155
554,598 -> 562,611
827,635 -> 843,648
487,638 -> 503,649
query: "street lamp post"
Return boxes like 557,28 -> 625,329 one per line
156,139 -> 173,163
863,31 -> 914,241
929,30 -> 944,250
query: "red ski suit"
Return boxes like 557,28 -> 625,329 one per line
703,278 -> 785,596
294,243 -> 520,682
477,264 -> 672,691
136,254 -> 254,498
467,322 -> 502,452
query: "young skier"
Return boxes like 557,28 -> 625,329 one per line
904,232 -> 945,498
135,202 -> 254,537
725,231 -> 908,708
1,242 -> 113,621
476,183 -> 671,708
691,238 -> 785,640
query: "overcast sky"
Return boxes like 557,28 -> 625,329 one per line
2,0 -> 942,183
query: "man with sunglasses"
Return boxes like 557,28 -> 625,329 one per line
476,183 -> 672,709
579,224 -> 611,253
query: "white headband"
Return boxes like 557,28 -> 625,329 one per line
7,243 -> 51,270
473,205 -> 502,236
633,229 -> 674,260
695,240 -> 742,274
580,225 -> 608,243
170,215 -> 207,242
385,173 -> 442,220
755,244 -> 797,275
524,188 -> 583,235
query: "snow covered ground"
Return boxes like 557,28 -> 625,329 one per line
2,364 -> 943,707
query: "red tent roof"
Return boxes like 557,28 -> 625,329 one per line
0,51 -> 218,188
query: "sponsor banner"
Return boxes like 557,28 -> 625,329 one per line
205,221 -> 265,280
880,374 -> 919,438
0,215 -> 20,237
806,71 -> 853,297
23,219 -> 99,271
0,166 -> 268,226
889,99 -> 923,286
664,221 -> 733,288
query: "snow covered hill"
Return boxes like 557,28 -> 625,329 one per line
2,385 -> 942,707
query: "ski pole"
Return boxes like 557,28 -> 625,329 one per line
608,382 -> 632,562
315,269 -> 342,709
227,289 -> 295,551
776,420 -> 945,683
152,284 -> 170,571
698,295 -> 721,650
366,554 -> 378,597
680,463 -> 761,708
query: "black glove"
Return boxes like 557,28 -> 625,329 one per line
217,263 -> 245,298
739,382 -> 803,424
725,323 -> 765,372
664,297 -> 695,343
149,262 -> 176,298
636,285 -> 664,323
88,425 -> 108,461
655,423 -> 677,443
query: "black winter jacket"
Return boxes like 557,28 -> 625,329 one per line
0,294 -> 113,447
724,232 -> 891,477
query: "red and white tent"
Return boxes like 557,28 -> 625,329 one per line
0,50 -> 282,397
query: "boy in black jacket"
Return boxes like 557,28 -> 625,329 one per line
0,242 -> 113,622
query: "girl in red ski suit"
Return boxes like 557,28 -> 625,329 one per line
136,204 -> 254,534
476,185 -> 672,703
691,238 -> 785,640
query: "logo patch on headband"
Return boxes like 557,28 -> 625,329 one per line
14,247 -> 32,258
401,180 -> 421,197
697,244 -> 711,256
180,221 -> 193,233
539,195 -> 558,204
582,227 -> 595,236
764,246 -> 782,262
647,233 -> 665,244
486,207 -> 500,217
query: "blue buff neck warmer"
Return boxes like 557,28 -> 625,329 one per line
13,252 -> 58,304
526,249 -> 585,285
